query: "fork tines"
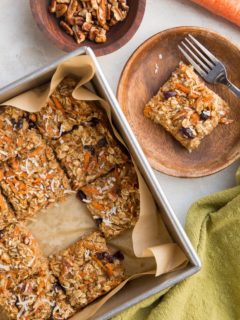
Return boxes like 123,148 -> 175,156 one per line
178,34 -> 219,77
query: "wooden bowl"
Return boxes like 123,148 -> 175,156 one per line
117,26 -> 240,178
30,0 -> 146,56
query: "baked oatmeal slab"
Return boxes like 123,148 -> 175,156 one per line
0,269 -> 54,320
34,77 -> 104,140
0,267 -> 75,320
52,121 -> 128,189
78,163 -> 140,238
0,224 -> 46,291
49,231 -> 125,309
144,62 -> 231,152
0,106 -> 35,161
0,131 -> 70,220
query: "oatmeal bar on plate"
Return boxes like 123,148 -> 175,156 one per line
49,231 -> 125,309
79,163 -> 140,238
0,224 -> 46,290
144,62 -> 231,152
0,131 -> 70,220
34,77 -> 104,140
52,121 -> 128,189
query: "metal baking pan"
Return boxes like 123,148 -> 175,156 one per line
0,47 -> 201,320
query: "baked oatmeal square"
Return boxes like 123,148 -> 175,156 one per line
52,121 -> 128,189
34,77 -> 104,140
0,269 -> 53,320
49,231 -> 125,309
144,62 -> 232,152
78,163 -> 140,238
0,133 -> 70,220
0,106 -> 33,161
0,191 -> 16,231
0,224 -> 46,291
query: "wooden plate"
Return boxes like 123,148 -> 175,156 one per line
30,0 -> 146,56
117,26 -> 240,178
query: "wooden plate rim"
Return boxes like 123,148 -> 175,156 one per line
30,0 -> 146,56
117,26 -> 240,178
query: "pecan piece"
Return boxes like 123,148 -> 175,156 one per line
88,26 -> 100,42
82,22 -> 93,32
97,0 -> 107,26
91,0 -> 99,10
57,0 -> 70,3
56,4 -> 68,18
66,0 -> 78,20
60,21 -> 73,35
49,0 -> 57,13
95,28 -> 107,43
72,25 -> 86,44
111,6 -> 126,21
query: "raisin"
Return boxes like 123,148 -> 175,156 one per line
163,91 -> 176,99
77,190 -> 87,201
96,251 -> 114,263
83,145 -> 95,156
180,127 -> 195,139
72,125 -> 79,131
113,251 -> 124,261
53,282 -> 64,292
94,217 -> 103,227
200,110 -> 210,121
28,121 -> 36,129
97,137 -> 108,148
88,117 -> 100,127
15,118 -> 23,129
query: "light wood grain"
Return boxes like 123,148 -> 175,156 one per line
30,0 -> 146,56
117,26 -> 240,178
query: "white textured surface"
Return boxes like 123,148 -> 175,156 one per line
0,0 -> 239,226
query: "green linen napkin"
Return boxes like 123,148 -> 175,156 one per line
113,185 -> 240,320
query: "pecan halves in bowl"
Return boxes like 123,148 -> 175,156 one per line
49,0 -> 129,44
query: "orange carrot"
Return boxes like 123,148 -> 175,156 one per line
83,151 -> 91,169
175,83 -> 190,94
0,196 -> 6,210
191,0 -> 240,26
51,96 -> 65,113
29,145 -> 44,157
190,113 -> 200,125
82,186 -> 98,194
91,201 -> 105,211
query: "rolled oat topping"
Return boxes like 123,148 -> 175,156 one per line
49,231 -> 125,309
144,62 -> 232,152
52,121 -> 128,189
35,77 -> 105,140
0,133 -> 70,220
79,163 -> 140,238
0,224 -> 47,291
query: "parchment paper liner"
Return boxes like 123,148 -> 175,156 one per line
1,56 -> 187,320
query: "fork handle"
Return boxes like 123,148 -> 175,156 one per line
226,80 -> 240,98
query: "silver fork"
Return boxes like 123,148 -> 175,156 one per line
178,34 -> 240,97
